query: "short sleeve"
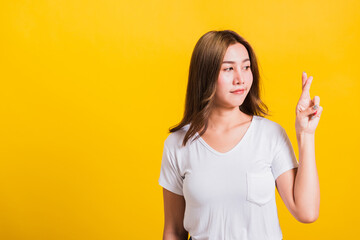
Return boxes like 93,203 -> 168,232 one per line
158,142 -> 184,196
271,127 -> 299,180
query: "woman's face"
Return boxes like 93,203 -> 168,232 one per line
214,43 -> 253,109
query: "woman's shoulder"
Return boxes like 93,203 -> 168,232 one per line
254,115 -> 285,134
163,124 -> 191,150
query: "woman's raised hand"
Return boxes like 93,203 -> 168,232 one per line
295,72 -> 323,135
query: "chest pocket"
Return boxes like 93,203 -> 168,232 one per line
246,170 -> 275,206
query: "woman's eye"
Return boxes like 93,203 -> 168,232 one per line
224,66 -> 250,71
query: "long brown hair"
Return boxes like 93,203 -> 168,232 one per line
169,30 -> 270,147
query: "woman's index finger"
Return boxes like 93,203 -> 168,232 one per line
302,72 -> 307,90
303,75 -> 313,94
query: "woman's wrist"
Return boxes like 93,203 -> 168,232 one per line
296,131 -> 315,137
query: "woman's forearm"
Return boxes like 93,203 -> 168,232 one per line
293,132 -> 320,223
163,232 -> 189,240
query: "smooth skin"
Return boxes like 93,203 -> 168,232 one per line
162,188 -> 188,240
276,72 -> 322,223
162,43 -> 322,239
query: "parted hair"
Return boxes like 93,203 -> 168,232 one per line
169,30 -> 270,147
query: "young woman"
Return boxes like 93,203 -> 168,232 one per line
158,30 -> 322,240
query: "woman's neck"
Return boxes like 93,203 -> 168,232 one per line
206,107 -> 252,132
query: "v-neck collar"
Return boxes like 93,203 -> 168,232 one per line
195,115 -> 257,156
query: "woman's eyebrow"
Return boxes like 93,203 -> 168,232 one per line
222,59 -> 250,64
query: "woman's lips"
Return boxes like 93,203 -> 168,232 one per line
231,89 -> 245,94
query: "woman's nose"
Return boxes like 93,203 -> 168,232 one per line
234,69 -> 244,84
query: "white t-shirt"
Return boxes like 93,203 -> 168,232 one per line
158,115 -> 299,240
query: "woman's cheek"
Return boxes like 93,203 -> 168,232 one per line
217,77 -> 228,89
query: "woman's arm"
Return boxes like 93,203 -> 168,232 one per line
162,188 -> 189,240
276,132 -> 320,223
276,72 -> 322,223
293,131 -> 320,222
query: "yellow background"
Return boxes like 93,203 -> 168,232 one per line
0,0 -> 359,239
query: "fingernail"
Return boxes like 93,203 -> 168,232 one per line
312,105 -> 318,110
